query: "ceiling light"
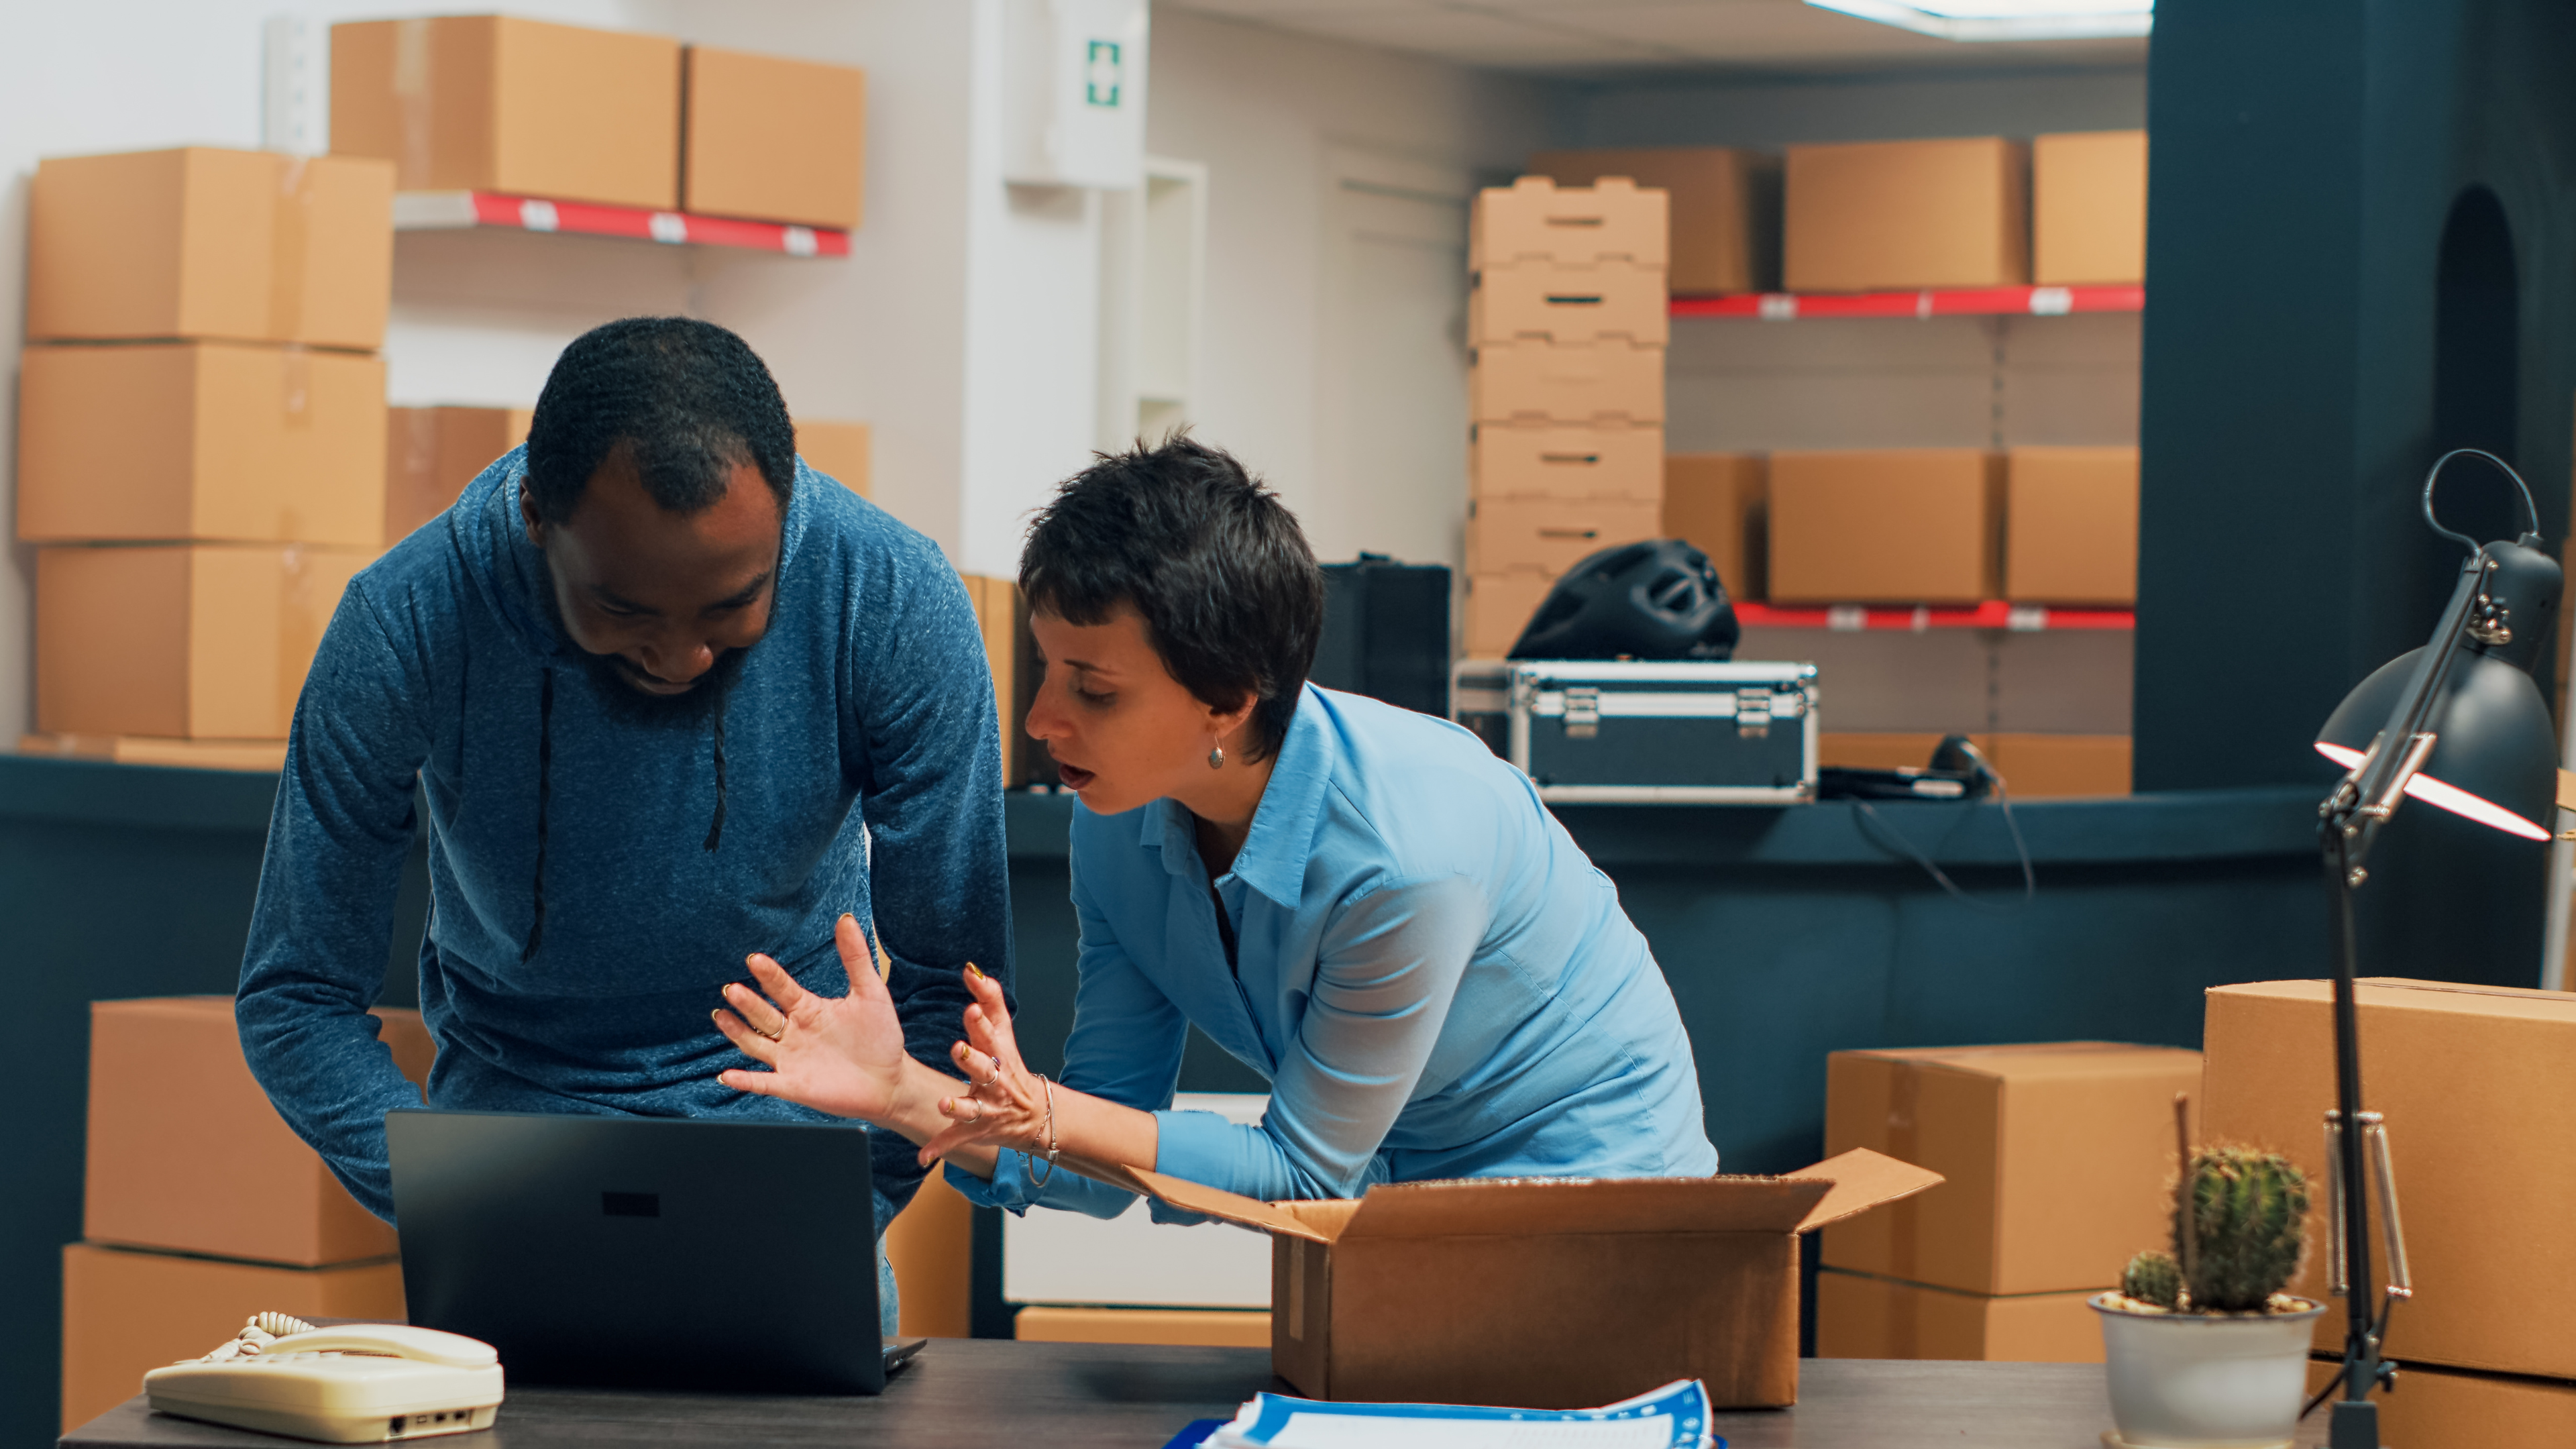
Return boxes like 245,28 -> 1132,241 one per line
1806,0 -> 2151,41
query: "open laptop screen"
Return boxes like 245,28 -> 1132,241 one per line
388,1109 -> 907,1394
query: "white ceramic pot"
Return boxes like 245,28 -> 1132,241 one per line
2090,1292 -> 2328,1449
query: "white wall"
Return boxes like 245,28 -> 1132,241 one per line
0,0 -> 1119,739
1144,8 -> 1552,565
0,0 -> 672,744
1558,64 -> 2147,150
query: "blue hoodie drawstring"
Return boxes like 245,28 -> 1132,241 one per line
523,668 -> 555,963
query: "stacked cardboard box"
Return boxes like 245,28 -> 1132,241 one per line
959,574 -> 1042,787
384,407 -> 532,545
1525,148 -> 1774,295
1663,453 -> 1767,601
1785,138 -> 2030,292
2204,980 -> 2576,1385
2033,131 -> 2147,286
797,421 -> 874,499
62,999 -> 429,1431
18,148 -> 394,773
333,17 -> 865,231
1466,177 -> 1669,657
1818,1042 -> 2202,1362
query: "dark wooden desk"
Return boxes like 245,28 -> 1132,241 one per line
57,1340 -> 2339,1448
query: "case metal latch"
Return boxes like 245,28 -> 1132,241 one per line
1735,688 -> 1772,739
1564,687 -> 1601,738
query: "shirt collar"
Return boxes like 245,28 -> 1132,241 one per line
1140,685 -> 1334,908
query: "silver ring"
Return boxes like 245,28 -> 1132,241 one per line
963,1098 -> 984,1122
978,1052 -> 1002,1089
756,1018 -> 784,1042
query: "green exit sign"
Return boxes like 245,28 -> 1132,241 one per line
1085,39 -> 1122,107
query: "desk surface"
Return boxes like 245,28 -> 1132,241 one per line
62,1340 -> 2336,1448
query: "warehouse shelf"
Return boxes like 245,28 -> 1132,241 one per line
1735,601 -> 2135,631
391,191 -> 850,256
1672,284 -> 2143,321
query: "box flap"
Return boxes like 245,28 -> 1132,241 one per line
1784,1148 -> 1946,1234
2208,977 -> 2576,1020
1124,1167 -> 1336,1242
1336,1175 -> 1833,1240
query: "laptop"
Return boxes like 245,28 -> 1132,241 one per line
386,1109 -> 927,1394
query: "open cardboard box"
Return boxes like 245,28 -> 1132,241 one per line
1086,1148 -> 1940,1409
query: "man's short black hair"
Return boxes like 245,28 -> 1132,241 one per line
1020,435 -> 1324,763
524,317 -> 796,524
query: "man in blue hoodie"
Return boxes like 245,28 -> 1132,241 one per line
236,318 -> 1009,1330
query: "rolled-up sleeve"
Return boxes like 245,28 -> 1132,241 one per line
1152,873 -> 1486,1201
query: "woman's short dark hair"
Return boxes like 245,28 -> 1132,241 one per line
524,317 -> 796,524
1020,435 -> 1324,763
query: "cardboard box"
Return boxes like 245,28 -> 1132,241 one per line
2303,1356 -> 2576,1449
385,406 -> 531,545
1114,1149 -> 1939,1408
1784,138 -> 2029,292
1527,148 -> 1774,295
331,15 -> 682,211
1466,496 -> 1662,576
1816,1268 -> 2103,1362
1014,1307 -> 1273,1348
1824,1042 -> 2202,1296
683,46 -> 865,229
17,733 -> 288,773
796,419 -> 873,498
61,1242 -> 405,1434
19,342 -> 388,547
883,1165 -> 973,1339
1470,423 -> 1662,502
1819,733 -> 1987,772
36,544 -> 373,740
1471,176 -> 1668,272
1984,734 -> 2131,798
2204,979 -> 2576,1380
1663,453 -> 1767,600
2033,130 -> 2147,286
961,574 -> 1039,786
86,998 -> 432,1265
1470,337 -> 1664,426
1766,450 -> 2002,605
1464,572 -> 1556,659
1470,260 -> 1668,346
2004,446 -> 2137,606
27,148 -> 394,352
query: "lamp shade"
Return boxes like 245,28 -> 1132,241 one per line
2315,645 -> 2559,841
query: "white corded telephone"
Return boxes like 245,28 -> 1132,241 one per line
142,1313 -> 504,1444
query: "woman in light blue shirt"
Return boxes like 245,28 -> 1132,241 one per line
710,435 -> 1717,1210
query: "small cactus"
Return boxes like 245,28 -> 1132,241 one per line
2175,1146 -> 2308,1313
2121,1249 -> 2182,1308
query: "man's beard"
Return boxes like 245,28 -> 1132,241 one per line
572,640 -> 751,729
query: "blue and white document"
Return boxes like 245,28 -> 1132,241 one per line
1208,1379 -> 1717,1449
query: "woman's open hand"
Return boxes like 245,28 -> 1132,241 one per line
914,961 -> 1054,1169
713,913 -> 914,1122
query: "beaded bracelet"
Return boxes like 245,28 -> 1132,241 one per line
1024,1072 -> 1060,1187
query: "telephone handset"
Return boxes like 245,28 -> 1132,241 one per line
143,1314 -> 504,1444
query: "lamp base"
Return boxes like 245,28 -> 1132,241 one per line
2328,1398 -> 2381,1448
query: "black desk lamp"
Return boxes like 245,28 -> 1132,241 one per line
2309,447 -> 2564,1448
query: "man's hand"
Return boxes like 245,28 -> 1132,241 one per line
713,913 -> 916,1122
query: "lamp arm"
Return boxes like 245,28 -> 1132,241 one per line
2326,552 -> 2493,870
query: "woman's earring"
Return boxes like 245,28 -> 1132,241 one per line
1208,745 -> 1226,769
